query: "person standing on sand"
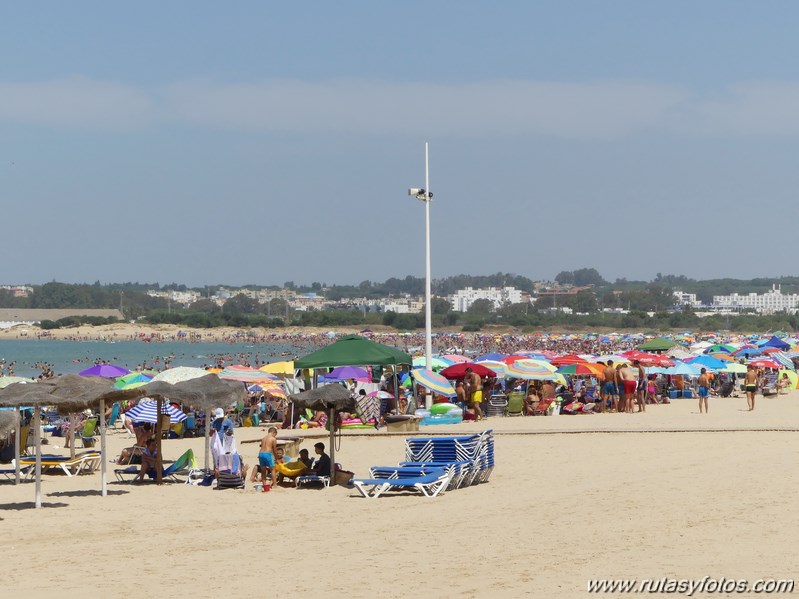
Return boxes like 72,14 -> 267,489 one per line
744,365 -> 758,411
618,363 -> 636,413
634,360 -> 646,413
465,367 -> 484,421
697,368 -> 710,414
258,427 -> 279,491
601,361 -> 616,413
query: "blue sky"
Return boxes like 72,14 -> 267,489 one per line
1,2 -> 797,287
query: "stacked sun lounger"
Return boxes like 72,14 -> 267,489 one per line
351,430 -> 495,498
404,430 -> 495,487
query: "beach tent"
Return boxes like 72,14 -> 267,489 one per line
295,334 -> 411,369
637,338 -> 678,353
762,336 -> 791,351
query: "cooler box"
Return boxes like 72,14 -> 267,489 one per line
668,389 -> 680,399
682,390 -> 693,398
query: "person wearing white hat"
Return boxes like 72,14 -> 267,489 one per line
210,407 -> 234,443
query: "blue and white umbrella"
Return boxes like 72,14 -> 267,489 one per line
126,399 -> 187,424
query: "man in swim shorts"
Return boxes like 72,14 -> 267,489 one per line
744,365 -> 758,411
697,368 -> 710,414
601,361 -> 617,413
465,367 -> 484,421
258,426 -> 279,490
618,363 -> 636,413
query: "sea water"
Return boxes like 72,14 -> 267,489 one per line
0,339 -> 312,379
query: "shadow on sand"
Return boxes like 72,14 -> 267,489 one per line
47,489 -> 129,498
0,501 -> 68,510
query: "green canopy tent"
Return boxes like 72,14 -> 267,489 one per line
294,335 -> 412,479
637,337 -> 678,353
295,334 -> 411,369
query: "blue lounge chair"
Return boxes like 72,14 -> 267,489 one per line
351,470 -> 451,498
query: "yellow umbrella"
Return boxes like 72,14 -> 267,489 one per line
259,361 -> 295,376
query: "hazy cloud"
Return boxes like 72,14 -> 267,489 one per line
0,78 -> 154,130
5,76 -> 799,139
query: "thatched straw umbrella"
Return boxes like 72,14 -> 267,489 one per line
141,374 -> 247,482
288,385 -> 355,486
0,375 -> 144,507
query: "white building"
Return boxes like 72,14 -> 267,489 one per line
673,290 -> 702,309
449,286 -> 523,312
379,298 -> 424,314
712,285 -> 799,314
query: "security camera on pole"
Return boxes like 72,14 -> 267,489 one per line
408,143 -> 434,410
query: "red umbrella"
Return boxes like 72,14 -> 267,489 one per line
550,354 -> 589,366
439,362 -> 497,380
748,359 -> 781,369
621,350 -> 673,367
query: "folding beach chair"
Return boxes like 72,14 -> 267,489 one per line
20,452 -> 101,478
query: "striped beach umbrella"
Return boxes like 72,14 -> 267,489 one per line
126,399 -> 187,424
411,369 -> 457,398
505,359 -> 559,380
556,363 -> 604,377
473,360 -> 508,378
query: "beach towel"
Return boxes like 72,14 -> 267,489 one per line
355,394 -> 380,425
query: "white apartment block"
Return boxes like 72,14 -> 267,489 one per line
673,290 -> 702,308
449,286 -> 523,312
712,285 -> 799,314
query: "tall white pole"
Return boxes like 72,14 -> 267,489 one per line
424,142 -> 433,410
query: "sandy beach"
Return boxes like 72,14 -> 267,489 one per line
2,391 -> 797,598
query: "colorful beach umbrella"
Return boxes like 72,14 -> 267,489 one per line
550,354 -> 589,366
556,363 -> 604,377
411,356 -> 452,371
505,359 -> 559,380
114,372 -> 155,390
411,369 -> 457,398
473,360 -> 508,378
79,364 -> 130,378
